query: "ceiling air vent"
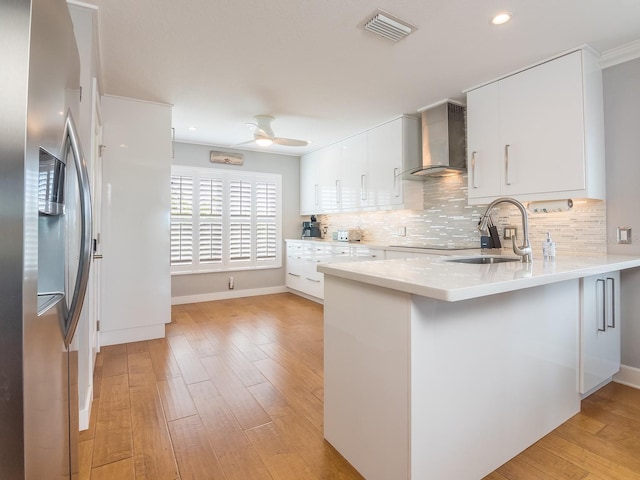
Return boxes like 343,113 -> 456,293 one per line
363,10 -> 416,42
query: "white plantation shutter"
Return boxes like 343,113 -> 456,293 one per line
199,178 -> 223,263
256,181 -> 277,260
170,175 -> 193,264
170,166 -> 281,273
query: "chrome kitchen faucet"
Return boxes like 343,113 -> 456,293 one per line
479,197 -> 533,263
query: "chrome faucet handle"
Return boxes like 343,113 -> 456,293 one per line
510,231 -> 533,263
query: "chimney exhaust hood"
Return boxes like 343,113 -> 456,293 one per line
406,100 -> 467,178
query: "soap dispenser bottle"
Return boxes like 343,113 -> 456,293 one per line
542,232 -> 556,260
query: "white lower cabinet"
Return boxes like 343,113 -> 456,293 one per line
580,271 -> 621,395
285,241 -> 382,300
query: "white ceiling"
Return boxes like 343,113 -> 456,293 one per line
84,0 -> 640,156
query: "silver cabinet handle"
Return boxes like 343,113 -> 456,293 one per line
471,151 -> 478,189
335,179 -> 341,204
505,144 -> 512,186
606,277 -> 616,328
596,278 -> 606,332
288,272 -> 301,277
314,184 -> 319,206
63,110 -> 93,348
361,174 -> 367,201
306,277 -> 321,283
393,168 -> 400,197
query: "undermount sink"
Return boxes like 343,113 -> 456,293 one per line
446,256 -> 522,265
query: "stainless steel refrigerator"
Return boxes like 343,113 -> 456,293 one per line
0,0 -> 92,478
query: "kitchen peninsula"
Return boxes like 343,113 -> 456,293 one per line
318,254 -> 640,479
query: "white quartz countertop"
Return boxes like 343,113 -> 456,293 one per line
317,253 -> 640,302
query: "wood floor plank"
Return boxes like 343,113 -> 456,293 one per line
496,454 -> 565,480
78,439 -> 93,480
167,335 -> 210,384
253,357 -> 324,431
126,340 -> 149,355
244,422 -> 320,480
536,432 -> 640,480
248,381 -> 363,479
157,376 -> 198,422
90,457 -> 135,480
148,338 -> 183,381
127,352 -> 157,387
200,355 -> 271,431
92,373 -> 132,467
515,443 -> 588,479
168,414 -> 227,480
188,380 -> 273,480
101,344 -> 128,378
129,383 -> 180,480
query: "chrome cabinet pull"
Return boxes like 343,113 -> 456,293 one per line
336,179 -> 341,204
314,184 -> 319,206
471,151 -> 478,188
596,278 -> 606,332
606,277 -> 616,328
505,144 -> 512,185
306,277 -> 321,283
288,272 -> 301,277
393,168 -> 400,197
361,174 -> 367,201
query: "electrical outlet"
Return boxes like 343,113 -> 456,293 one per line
228,276 -> 234,289
398,226 -> 406,237
617,227 -> 632,244
503,226 -> 517,240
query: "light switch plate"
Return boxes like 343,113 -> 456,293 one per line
617,226 -> 632,244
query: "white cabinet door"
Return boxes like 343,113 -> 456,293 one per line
300,149 -> 320,215
580,271 -> 621,394
467,83 -> 501,200
339,132 -> 368,211
316,143 -> 341,213
368,118 -> 405,207
467,50 -> 604,204
499,52 -> 586,196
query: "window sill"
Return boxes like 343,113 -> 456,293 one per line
171,263 -> 282,276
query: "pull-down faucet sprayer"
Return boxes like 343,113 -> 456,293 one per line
478,197 -> 532,263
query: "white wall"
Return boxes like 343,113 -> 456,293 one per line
603,57 -> 640,369
171,142 -> 302,302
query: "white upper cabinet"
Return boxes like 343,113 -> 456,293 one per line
467,49 -> 605,204
339,132 -> 368,210
300,116 -> 422,214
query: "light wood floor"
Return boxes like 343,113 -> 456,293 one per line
80,293 -> 640,480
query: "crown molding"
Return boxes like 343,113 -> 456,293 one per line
600,40 -> 640,69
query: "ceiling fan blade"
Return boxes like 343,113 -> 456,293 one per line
234,139 -> 256,146
273,137 -> 309,147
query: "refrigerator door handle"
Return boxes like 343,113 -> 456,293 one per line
63,110 -> 93,347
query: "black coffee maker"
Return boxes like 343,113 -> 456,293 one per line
302,215 -> 322,238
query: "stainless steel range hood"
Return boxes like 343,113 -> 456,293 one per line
407,100 -> 467,178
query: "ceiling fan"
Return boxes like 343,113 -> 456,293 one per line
240,115 -> 309,147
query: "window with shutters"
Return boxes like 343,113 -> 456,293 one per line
170,166 -> 282,273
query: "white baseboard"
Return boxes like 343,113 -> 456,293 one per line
99,324 -> 165,347
79,385 -> 93,431
614,364 -> 640,390
171,286 -> 288,305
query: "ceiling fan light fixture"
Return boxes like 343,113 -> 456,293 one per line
255,136 -> 273,147
491,12 -> 512,25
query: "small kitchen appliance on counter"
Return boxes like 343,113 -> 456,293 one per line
302,215 -> 322,238
336,229 -> 362,242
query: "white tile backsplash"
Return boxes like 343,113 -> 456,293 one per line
318,174 -> 606,255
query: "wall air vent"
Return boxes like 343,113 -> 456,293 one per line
363,10 -> 416,42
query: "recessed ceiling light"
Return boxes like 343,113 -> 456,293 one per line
491,12 -> 512,25
188,126 -> 197,131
